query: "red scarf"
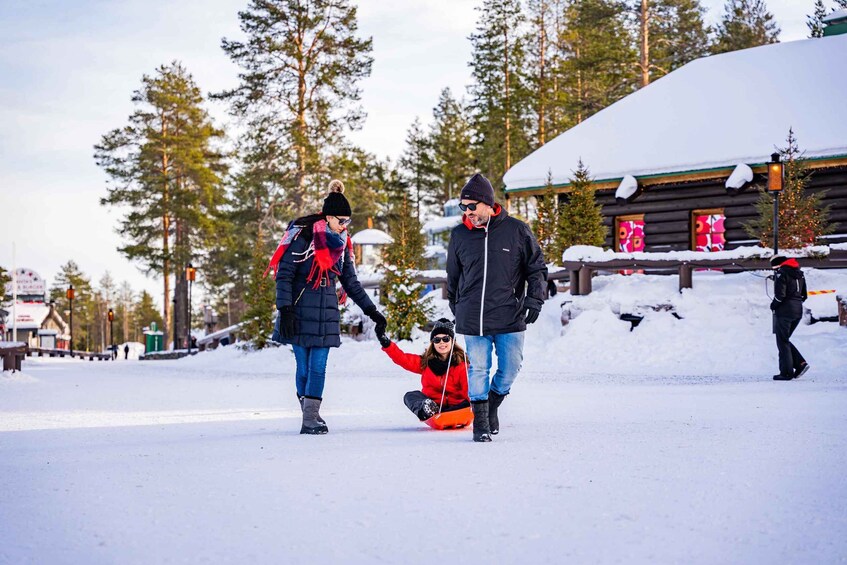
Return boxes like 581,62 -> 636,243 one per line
264,220 -> 353,291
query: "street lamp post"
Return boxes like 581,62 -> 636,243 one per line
66,285 -> 75,357
108,308 -> 115,360
767,152 -> 785,254
186,263 -> 196,354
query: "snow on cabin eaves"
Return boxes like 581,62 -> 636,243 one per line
504,34 -> 847,192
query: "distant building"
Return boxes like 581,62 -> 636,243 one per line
351,228 -> 394,269
2,268 -> 70,348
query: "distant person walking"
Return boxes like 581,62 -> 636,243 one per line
770,255 -> 809,380
124,344 -> 129,360
446,173 -> 547,442
268,180 -> 387,434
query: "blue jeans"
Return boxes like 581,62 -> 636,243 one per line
292,345 -> 330,398
463,332 -> 525,402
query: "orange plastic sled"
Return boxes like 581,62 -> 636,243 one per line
424,406 -> 474,430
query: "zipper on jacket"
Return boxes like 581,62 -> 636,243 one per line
479,217 -> 490,336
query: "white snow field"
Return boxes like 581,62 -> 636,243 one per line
2,270 -> 846,564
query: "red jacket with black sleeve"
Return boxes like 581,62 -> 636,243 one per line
382,342 -> 469,406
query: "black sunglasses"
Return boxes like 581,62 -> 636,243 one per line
458,202 -> 481,212
431,336 -> 452,344
333,216 -> 352,226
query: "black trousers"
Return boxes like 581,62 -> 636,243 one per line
774,315 -> 806,376
403,391 -> 470,420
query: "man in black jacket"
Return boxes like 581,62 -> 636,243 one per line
770,255 -> 809,380
447,173 -> 547,442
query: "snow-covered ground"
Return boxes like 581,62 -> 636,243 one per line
1,269 -> 846,564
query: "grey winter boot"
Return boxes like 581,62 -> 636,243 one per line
298,394 -> 326,425
488,391 -> 507,435
300,397 -> 329,435
471,400 -> 492,442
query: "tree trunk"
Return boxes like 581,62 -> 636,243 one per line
538,0 -> 546,147
504,25 -> 511,174
640,0 -> 650,88
161,111 -> 171,348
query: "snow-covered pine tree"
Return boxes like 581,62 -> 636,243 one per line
0,266 -> 10,302
745,129 -> 833,250
807,0 -> 828,38
558,160 -> 607,250
712,0 -> 780,54
532,171 -> 562,264
133,291 -> 165,338
381,196 -> 433,341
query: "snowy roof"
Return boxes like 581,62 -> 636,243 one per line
823,9 -> 847,23
504,35 -> 847,192
197,322 -> 243,346
351,228 -> 393,245
423,215 -> 462,233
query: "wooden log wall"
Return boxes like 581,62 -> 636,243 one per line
580,166 -> 847,251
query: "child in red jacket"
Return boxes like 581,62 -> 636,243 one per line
376,318 -> 470,420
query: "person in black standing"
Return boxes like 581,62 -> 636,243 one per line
770,255 -> 809,380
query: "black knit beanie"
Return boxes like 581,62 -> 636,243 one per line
770,255 -> 787,268
460,173 -> 495,207
321,179 -> 352,216
430,318 -> 455,341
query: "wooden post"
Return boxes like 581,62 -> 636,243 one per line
569,269 -> 581,295
579,267 -> 593,296
679,264 -> 693,292
441,283 -> 448,300
838,294 -> 847,327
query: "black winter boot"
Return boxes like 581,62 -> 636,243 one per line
488,391 -> 507,435
300,397 -> 329,434
298,394 -> 326,424
471,400 -> 492,442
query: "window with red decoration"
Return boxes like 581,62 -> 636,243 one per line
692,209 -> 726,252
616,215 -> 645,252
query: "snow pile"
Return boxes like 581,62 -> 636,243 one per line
422,215 -> 462,233
615,174 -> 638,200
725,162 -> 754,190
561,244 -> 833,263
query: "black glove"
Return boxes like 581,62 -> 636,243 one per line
364,306 -> 387,331
770,300 -> 779,312
525,307 -> 540,324
375,326 -> 391,348
279,306 -> 296,339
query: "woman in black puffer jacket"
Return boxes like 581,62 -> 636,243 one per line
268,180 -> 387,434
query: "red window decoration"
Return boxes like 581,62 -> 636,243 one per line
617,218 -> 645,253
693,212 -> 726,252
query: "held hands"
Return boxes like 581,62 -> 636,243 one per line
364,306 -> 387,334
375,325 -> 392,348
524,307 -> 540,324
279,305 -> 296,339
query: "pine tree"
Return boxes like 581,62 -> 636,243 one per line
49,261 -> 95,352
431,88 -> 475,202
134,291 -> 164,336
712,0 -> 780,54
526,0 -> 554,147
381,196 -> 433,341
558,160 -> 607,249
95,61 -> 227,347
634,0 -> 711,86
558,0 -> 637,124
532,171 -> 561,263
745,129 -> 833,250
399,117 -> 440,222
807,0 -> 828,38
240,244 -> 276,350
217,0 -> 373,216
0,266 -> 10,302
468,0 -> 532,193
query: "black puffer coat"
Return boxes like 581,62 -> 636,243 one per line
273,228 -> 374,348
772,263 -> 807,319
447,207 -> 547,336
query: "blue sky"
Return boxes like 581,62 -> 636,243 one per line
0,0 -> 812,306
